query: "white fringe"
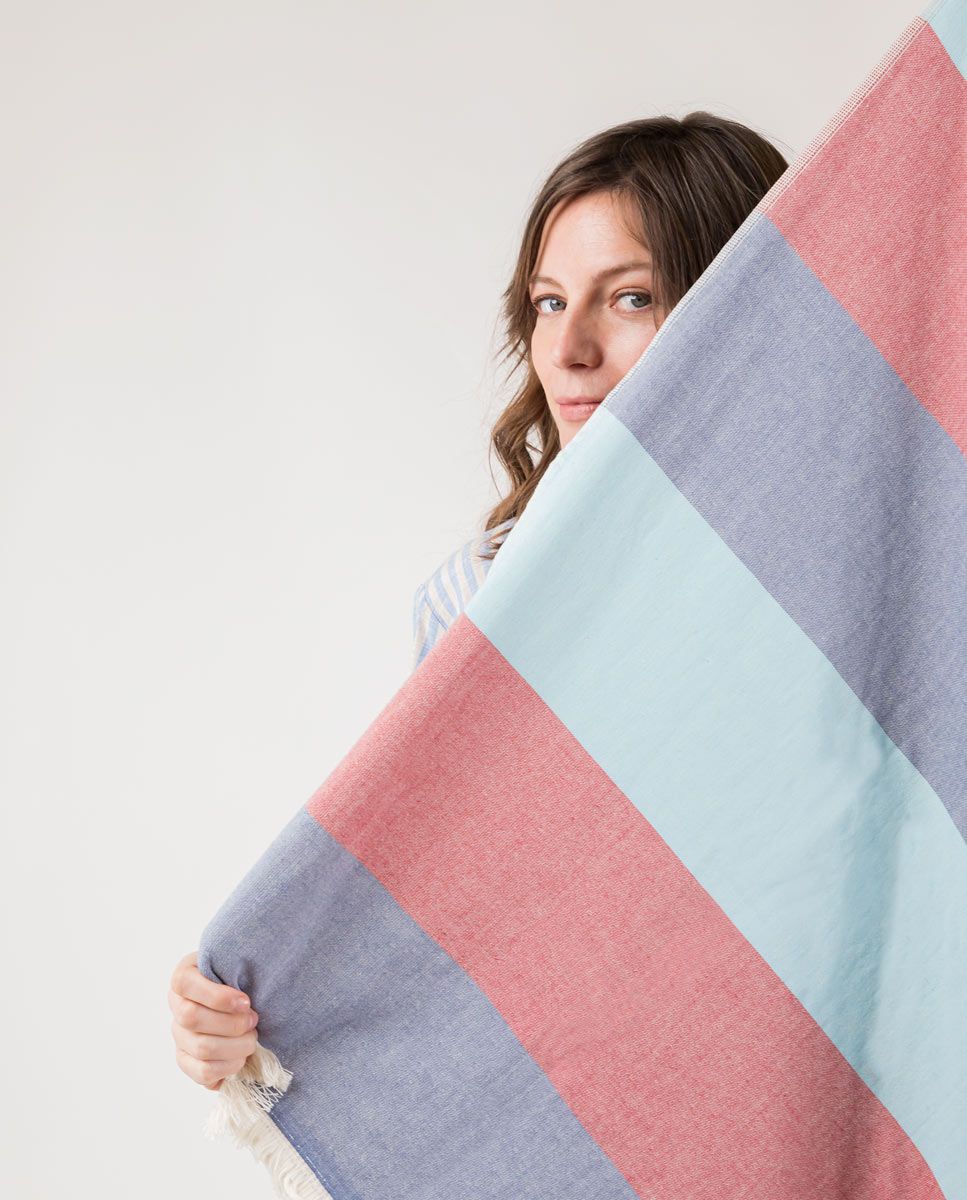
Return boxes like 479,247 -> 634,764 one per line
203,1041 -> 333,1200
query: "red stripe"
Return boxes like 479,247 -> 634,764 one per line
307,616 -> 942,1199
764,20 -> 967,454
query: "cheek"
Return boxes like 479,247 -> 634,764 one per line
615,322 -> 658,374
529,325 -> 550,383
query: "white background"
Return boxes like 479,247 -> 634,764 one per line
0,1 -> 920,1194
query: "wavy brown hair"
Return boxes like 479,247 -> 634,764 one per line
479,110 -> 789,560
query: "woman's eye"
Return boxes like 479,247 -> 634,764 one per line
531,292 -> 651,314
616,291 -> 652,310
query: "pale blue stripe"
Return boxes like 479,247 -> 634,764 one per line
423,615 -> 445,658
410,589 -> 424,666
460,539 -> 476,597
466,406 -> 967,1200
429,566 -> 457,621
412,586 -> 446,670
447,552 -> 464,617
922,0 -> 967,75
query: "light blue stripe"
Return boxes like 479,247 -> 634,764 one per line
429,566 -> 457,620
460,538 -> 476,597
411,582 -> 451,670
446,552 -> 464,617
922,0 -> 967,75
466,405 -> 967,1200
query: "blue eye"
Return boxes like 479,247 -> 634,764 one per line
532,295 -> 565,314
617,291 -> 652,310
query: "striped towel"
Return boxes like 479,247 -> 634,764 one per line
197,3 -> 967,1196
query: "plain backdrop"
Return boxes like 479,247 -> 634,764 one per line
0,0 -> 921,1194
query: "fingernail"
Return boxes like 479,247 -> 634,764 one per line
248,1011 -> 259,1027
234,997 -> 250,1010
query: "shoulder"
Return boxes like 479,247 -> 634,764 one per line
411,516 -> 517,669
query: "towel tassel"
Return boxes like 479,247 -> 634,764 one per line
203,1041 -> 332,1199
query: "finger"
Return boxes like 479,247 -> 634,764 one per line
175,1046 -> 247,1090
168,988 -> 259,1037
170,952 -> 251,1014
171,1017 -> 260,1064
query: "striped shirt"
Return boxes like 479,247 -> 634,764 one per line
411,517 -> 518,670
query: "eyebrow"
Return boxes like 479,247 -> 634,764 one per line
528,260 -> 652,289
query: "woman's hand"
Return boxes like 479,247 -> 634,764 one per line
169,950 -> 259,1091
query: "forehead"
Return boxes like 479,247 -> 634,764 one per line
532,192 -> 650,277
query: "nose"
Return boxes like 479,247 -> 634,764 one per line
548,308 -> 604,371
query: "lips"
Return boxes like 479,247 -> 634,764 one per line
556,396 -> 604,422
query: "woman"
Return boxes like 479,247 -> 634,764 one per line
169,110 -> 789,1091
411,111 -> 787,669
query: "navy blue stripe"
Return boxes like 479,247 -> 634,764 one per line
199,807 -> 638,1200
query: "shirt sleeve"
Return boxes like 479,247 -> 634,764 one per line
411,581 -> 449,672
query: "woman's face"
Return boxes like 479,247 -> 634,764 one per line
529,190 -> 663,449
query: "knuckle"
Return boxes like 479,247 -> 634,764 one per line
191,1032 -> 215,1060
177,999 -> 200,1030
199,1060 -> 223,1087
172,953 -> 191,981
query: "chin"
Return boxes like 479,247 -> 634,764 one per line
558,422 -> 585,448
